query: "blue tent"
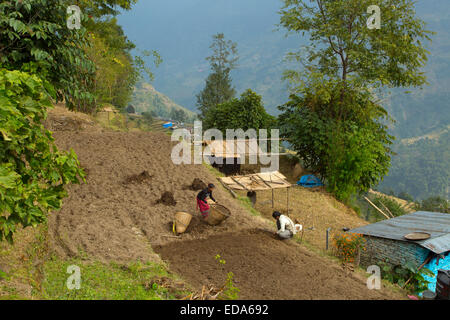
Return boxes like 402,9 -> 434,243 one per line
297,175 -> 324,188
162,122 -> 173,128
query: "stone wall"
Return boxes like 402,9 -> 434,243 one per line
360,236 -> 431,269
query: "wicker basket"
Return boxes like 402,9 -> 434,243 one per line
205,204 -> 231,226
174,212 -> 193,234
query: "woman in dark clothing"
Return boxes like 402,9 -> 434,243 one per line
196,183 -> 217,219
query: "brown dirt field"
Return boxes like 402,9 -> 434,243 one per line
43,106 -> 403,299
187,178 -> 207,191
47,107 -> 269,264
124,170 -> 153,184
155,229 -> 396,300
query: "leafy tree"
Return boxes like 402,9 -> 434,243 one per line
0,0 -> 96,112
0,69 -> 84,243
0,1 -> 158,113
141,111 -> 153,125
418,196 -> 449,213
196,33 -> 238,119
278,0 -> 431,201
170,108 -> 187,122
204,89 -> 276,133
397,191 -> 414,202
86,18 -> 136,110
279,81 -> 393,200
373,196 -> 407,217
280,0 -> 432,88
77,0 -> 138,18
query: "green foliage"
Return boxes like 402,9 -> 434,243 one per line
373,196 -> 407,217
279,81 -> 394,201
78,0 -> 138,18
86,16 -> 161,112
197,33 -> 238,119
397,191 -> 414,202
86,18 -> 135,110
0,69 -> 84,243
278,0 -> 431,201
0,0 -> 96,112
222,272 -> 240,300
170,108 -> 187,122
380,131 -> 450,200
214,254 -> 240,300
141,112 -> 153,125
280,0 -> 432,88
417,196 -> 449,213
0,0 -> 158,113
42,258 -> 187,300
203,89 -> 276,133
379,260 -> 434,294
215,254 -> 226,265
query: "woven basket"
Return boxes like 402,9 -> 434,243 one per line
174,212 -> 193,234
205,204 -> 231,226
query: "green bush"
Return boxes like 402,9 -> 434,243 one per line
0,69 -> 84,243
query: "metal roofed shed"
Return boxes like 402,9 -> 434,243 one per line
350,211 -> 450,271
350,211 -> 450,254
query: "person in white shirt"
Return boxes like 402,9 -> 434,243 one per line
272,211 -> 301,240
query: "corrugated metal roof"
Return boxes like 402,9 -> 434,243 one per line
350,211 -> 450,254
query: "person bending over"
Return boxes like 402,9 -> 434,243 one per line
196,183 -> 217,219
272,211 -> 297,240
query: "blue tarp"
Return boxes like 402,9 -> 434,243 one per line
297,175 -> 324,188
162,122 -> 173,128
419,253 -> 450,296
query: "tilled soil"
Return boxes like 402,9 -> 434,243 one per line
155,191 -> 177,206
155,229 -> 395,300
46,107 -> 403,299
48,111 -> 268,263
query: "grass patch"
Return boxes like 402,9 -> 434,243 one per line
42,257 -> 190,300
203,162 -> 225,178
236,196 -> 261,216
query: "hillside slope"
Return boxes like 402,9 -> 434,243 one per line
132,82 -> 196,121
33,106 -> 403,300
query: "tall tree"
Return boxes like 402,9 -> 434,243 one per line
196,33 -> 238,120
280,0 -> 431,89
204,89 -> 276,133
278,0 -> 432,201
0,0 -> 96,112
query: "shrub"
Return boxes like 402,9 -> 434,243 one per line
0,69 -> 85,243
333,232 -> 366,264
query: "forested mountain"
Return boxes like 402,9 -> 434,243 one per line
132,82 -> 196,122
118,0 -> 450,200
381,130 -> 449,200
118,0 -> 297,111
